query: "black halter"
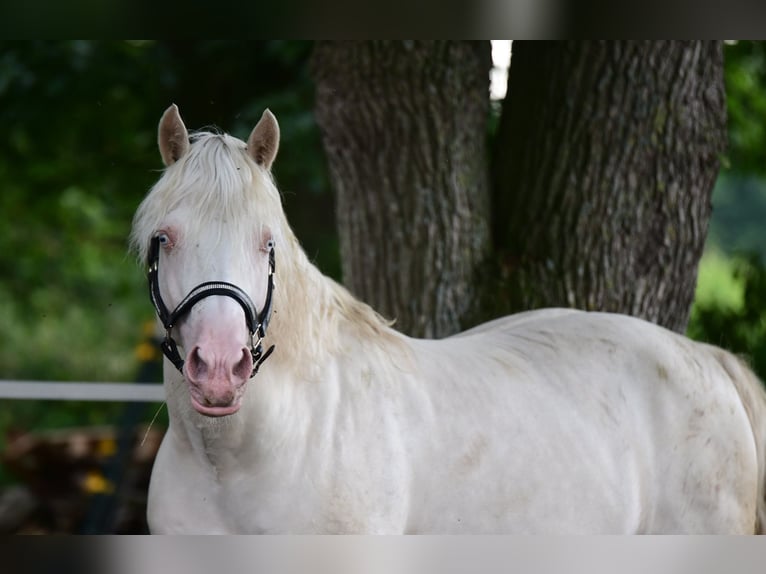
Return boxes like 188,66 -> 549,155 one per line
146,236 -> 276,378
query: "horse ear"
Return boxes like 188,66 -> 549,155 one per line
158,104 -> 190,166
247,109 -> 280,170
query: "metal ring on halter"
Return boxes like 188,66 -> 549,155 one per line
146,235 -> 276,377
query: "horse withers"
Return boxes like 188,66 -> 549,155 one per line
131,105 -> 766,534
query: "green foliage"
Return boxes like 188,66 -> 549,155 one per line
689,253 -> 766,378
724,41 -> 766,176
692,249 -> 744,311
0,41 -> 162,383
706,173 -> 766,262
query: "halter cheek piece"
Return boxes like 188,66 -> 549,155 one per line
146,236 -> 276,378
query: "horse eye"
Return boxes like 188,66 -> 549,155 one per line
156,232 -> 171,246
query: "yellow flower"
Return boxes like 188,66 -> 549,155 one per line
83,470 -> 114,494
97,438 -> 117,457
134,341 -> 159,362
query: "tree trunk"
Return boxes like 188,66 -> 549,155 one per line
312,41 -> 726,338
312,41 -> 492,338
493,41 -> 727,333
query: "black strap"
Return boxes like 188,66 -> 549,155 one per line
257,247 -> 276,337
160,336 -> 186,373
168,281 -> 259,332
148,237 -> 171,325
252,343 -> 275,375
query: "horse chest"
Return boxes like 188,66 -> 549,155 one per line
148,426 -> 408,534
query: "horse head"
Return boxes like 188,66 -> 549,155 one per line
133,105 -> 282,417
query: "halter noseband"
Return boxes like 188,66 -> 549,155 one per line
147,236 -> 276,378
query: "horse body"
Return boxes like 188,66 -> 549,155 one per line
147,308 -> 761,533
135,106 -> 766,534
407,310 -> 761,534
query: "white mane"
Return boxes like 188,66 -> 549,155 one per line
130,130 -> 396,376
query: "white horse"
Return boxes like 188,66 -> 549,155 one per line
131,105 -> 766,534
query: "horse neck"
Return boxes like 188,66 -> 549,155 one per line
164,233 -> 400,466
264,236 -> 393,375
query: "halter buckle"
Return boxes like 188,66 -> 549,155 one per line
251,331 -> 263,352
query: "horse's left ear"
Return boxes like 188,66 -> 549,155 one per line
247,109 -> 280,170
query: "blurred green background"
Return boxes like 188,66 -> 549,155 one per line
1,41 -> 766,486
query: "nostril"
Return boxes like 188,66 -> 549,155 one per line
232,348 -> 254,381
186,346 -> 208,381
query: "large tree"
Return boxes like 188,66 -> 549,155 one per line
313,41 -> 727,337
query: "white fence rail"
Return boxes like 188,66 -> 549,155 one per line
0,380 -> 165,402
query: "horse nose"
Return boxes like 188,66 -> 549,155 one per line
184,345 -> 253,402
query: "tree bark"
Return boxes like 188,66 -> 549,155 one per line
312,41 -> 492,338
493,41 -> 727,333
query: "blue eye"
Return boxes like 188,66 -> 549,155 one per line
156,232 -> 170,246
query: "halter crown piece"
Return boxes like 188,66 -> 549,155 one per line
146,236 -> 276,378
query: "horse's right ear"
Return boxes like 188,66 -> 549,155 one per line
158,104 -> 189,166
247,109 -> 280,170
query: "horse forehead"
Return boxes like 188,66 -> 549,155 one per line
182,230 -> 255,261
166,197 -> 256,237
